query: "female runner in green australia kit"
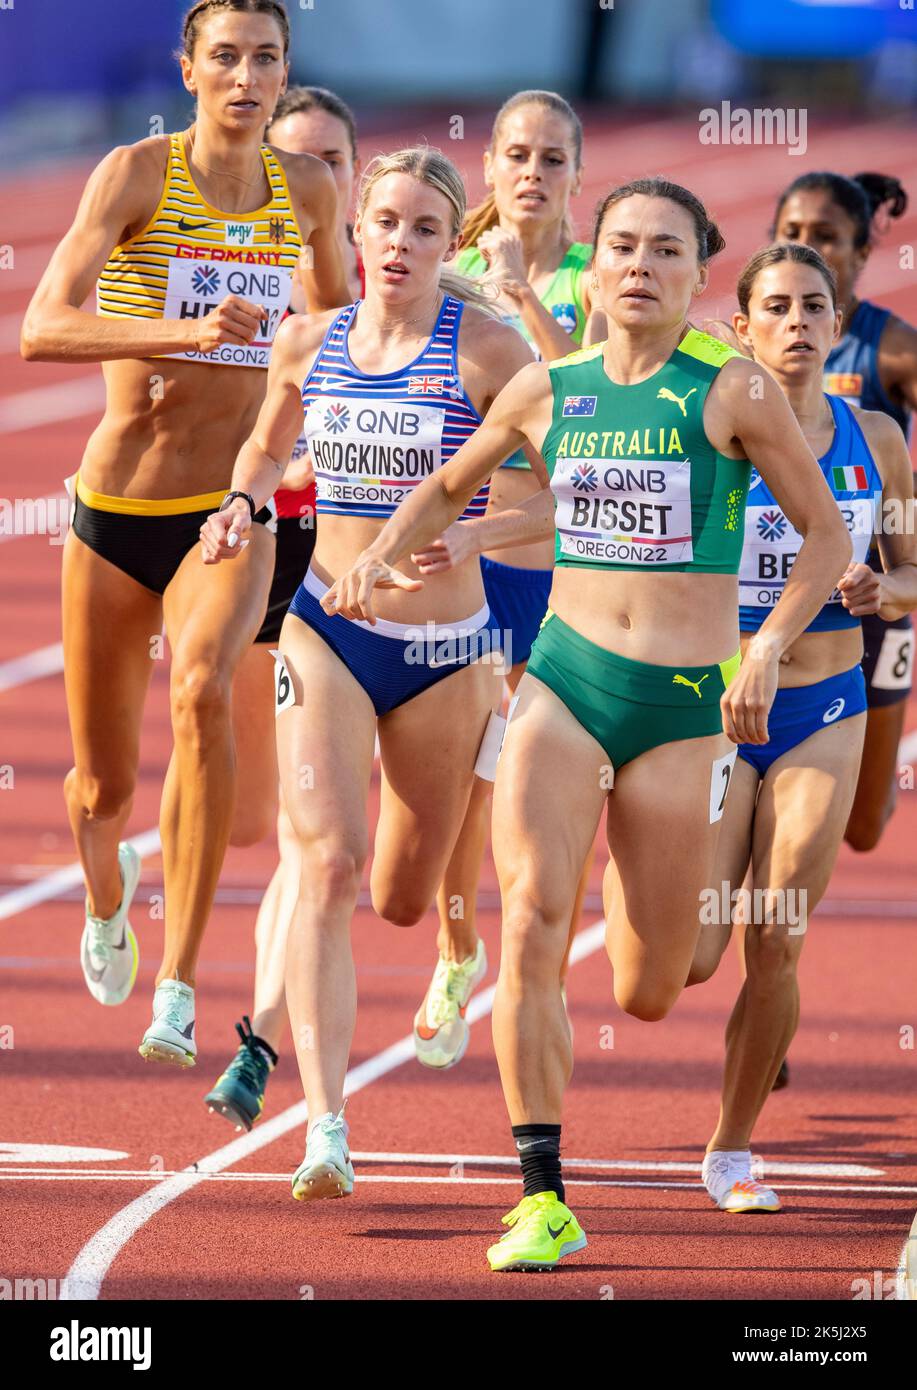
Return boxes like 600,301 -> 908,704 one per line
322,178 -> 851,1272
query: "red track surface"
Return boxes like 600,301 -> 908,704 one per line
2,115 -> 916,1301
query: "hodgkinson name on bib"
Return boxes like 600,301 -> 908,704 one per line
553,455 -> 694,566
307,395 -> 446,503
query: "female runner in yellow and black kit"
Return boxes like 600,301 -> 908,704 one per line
20,0 -> 348,1064
324,177 -> 850,1271
410,89 -> 594,1069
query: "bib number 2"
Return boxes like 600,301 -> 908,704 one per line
271,650 -> 296,715
709,748 -> 737,824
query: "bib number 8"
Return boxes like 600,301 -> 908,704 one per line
872,629 -> 914,691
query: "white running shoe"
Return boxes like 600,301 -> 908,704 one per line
138,979 -> 196,1067
292,1108 -> 354,1201
702,1149 -> 781,1213
79,842 -> 142,1006
413,939 -> 487,1069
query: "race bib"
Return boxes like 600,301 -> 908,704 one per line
739,497 -> 877,611
271,650 -> 296,715
871,627 -> 914,691
709,748 -> 737,824
307,394 -> 445,511
163,259 -> 290,368
552,456 -> 693,566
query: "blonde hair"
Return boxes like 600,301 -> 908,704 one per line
358,147 -> 499,313
462,90 -> 583,249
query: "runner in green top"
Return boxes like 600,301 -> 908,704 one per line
541,328 -> 751,572
323,177 -> 851,1272
409,91 -> 593,1074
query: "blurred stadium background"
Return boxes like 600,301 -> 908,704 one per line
1,0 -> 916,167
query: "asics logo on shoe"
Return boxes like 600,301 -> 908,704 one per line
547,1218 -> 571,1240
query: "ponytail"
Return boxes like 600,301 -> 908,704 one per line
853,171 -> 908,223
461,192 -> 500,250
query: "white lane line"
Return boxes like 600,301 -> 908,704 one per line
13,1173 -> 917,1196
0,1156 -> 890,1180
59,919 -> 603,1301
0,642 -> 63,692
0,827 -> 161,921
0,375 -> 104,434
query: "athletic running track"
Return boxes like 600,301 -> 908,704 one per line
2,113 -> 916,1303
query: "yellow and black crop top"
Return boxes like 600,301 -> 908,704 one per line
97,131 -> 303,368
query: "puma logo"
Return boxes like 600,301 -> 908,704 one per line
673,673 -> 709,699
657,386 -> 697,417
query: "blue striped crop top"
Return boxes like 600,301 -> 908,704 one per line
301,295 -> 490,521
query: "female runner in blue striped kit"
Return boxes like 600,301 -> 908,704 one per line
200,146 -> 551,1199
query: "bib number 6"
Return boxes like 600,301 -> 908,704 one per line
271,650 -> 296,715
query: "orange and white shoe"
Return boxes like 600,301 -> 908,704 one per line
413,940 -> 487,1070
702,1149 -> 781,1213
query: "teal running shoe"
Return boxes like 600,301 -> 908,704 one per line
204,1017 -> 277,1131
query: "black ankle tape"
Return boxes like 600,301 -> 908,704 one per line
511,1123 -> 564,1203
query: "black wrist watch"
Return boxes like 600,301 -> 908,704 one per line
219,491 -> 256,520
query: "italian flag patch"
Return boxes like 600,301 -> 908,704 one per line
832,465 -> 868,491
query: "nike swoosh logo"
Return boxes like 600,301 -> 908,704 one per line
179,1020 -> 195,1039
85,961 -> 107,983
516,1139 -> 555,1151
547,1218 -> 571,1240
176,217 -> 218,233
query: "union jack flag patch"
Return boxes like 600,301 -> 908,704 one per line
408,375 -> 447,394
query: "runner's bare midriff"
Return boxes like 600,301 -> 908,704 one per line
550,566 -> 741,667
79,357 -> 267,498
741,625 -> 863,688
312,516 -> 488,626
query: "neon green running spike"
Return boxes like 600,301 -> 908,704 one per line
487,1192 -> 587,1272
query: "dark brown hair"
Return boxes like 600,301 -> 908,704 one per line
267,86 -> 358,161
771,171 -> 907,250
180,0 -> 290,60
736,243 -> 838,316
592,177 -> 725,263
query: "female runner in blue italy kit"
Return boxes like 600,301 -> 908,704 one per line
773,171 -> 917,853
687,244 -> 917,1214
